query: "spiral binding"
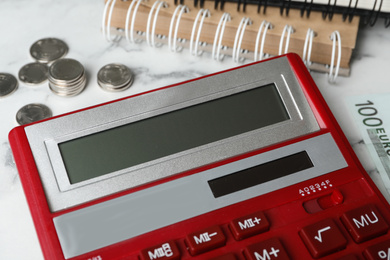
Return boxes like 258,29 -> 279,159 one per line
362,0 -> 383,26
102,0 -> 119,42
279,25 -> 294,55
168,5 -> 189,52
147,1 -> 169,47
302,28 -> 316,66
190,9 -> 211,56
232,17 -> 252,62
178,0 -> 390,26
328,30 -> 341,83
102,0 -> 356,82
125,0 -> 144,43
253,21 -> 272,61
212,12 -> 231,61
300,0 -> 313,18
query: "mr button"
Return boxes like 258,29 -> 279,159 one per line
341,204 -> 389,243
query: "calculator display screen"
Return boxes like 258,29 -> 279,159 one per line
59,83 -> 289,184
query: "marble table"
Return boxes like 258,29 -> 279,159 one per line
0,0 -> 389,259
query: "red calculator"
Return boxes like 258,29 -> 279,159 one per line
9,54 -> 390,260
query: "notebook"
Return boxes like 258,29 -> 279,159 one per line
102,0 -> 360,80
217,0 -> 390,26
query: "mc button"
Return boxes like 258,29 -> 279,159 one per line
140,241 -> 180,260
341,205 -> 389,243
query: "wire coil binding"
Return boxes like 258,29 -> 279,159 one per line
303,28 -> 316,66
232,17 -> 252,62
147,1 -> 169,47
168,5 -> 189,52
279,25 -> 295,55
212,12 -> 231,61
102,0 -> 120,42
254,21 -> 272,61
125,0 -> 144,43
190,9 -> 211,56
328,30 -> 341,83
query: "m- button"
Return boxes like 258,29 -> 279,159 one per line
230,211 -> 270,240
341,204 -> 389,243
185,225 -> 226,255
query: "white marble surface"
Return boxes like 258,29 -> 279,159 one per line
0,0 -> 389,259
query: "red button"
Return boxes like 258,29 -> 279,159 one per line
210,253 -> 237,260
336,254 -> 359,260
185,225 -> 226,255
230,211 -> 270,240
341,204 -> 389,243
140,241 -> 180,260
363,239 -> 390,260
243,238 -> 290,260
299,219 -> 347,258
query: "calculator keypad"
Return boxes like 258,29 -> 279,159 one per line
139,188 -> 390,260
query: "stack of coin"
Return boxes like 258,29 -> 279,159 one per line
48,58 -> 86,97
97,63 -> 134,92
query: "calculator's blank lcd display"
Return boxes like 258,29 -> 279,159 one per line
59,83 -> 290,184
208,151 -> 314,197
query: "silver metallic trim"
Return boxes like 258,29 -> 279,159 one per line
53,133 -> 347,259
25,57 -> 319,212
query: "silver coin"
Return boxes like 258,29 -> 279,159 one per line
0,73 -> 18,97
18,62 -> 48,85
16,103 -> 53,125
30,38 -> 68,63
49,58 -> 84,81
97,63 -> 134,92
48,58 -> 87,97
49,76 -> 87,97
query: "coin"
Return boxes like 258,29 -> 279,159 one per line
18,62 -> 48,85
97,63 -> 134,92
30,38 -> 68,63
0,73 -> 18,97
49,58 -> 84,81
48,58 -> 87,97
16,103 -> 52,125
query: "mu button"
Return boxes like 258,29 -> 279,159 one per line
341,204 -> 389,243
300,219 -> 347,258
185,225 -> 226,255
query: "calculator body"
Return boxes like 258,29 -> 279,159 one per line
9,54 -> 390,260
